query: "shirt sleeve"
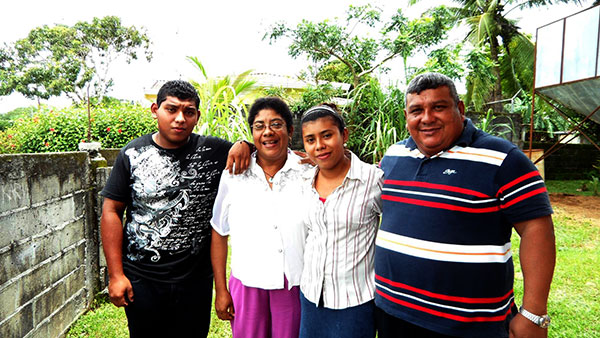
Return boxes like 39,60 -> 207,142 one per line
100,148 -> 131,203
372,166 -> 384,216
496,148 -> 553,224
211,170 -> 233,236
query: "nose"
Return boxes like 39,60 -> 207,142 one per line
262,126 -> 274,136
174,111 -> 185,123
421,109 -> 434,124
315,137 -> 325,150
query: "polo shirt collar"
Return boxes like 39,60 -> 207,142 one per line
404,118 -> 477,155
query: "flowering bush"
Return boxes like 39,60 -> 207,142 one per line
0,101 -> 156,153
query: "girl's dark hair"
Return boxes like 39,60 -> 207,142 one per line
248,97 -> 293,133
300,103 -> 345,134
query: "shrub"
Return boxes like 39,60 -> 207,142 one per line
0,101 -> 156,154
347,79 -> 408,164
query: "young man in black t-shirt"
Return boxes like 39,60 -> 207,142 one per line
101,80 -> 250,337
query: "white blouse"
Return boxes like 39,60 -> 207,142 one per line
211,150 -> 313,290
301,152 -> 383,309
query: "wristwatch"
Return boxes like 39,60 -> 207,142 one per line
519,306 -> 551,328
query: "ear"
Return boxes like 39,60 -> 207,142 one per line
151,103 -> 159,119
342,128 -> 349,143
457,101 -> 466,121
288,125 -> 294,137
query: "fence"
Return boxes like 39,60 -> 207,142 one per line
0,146 -> 113,338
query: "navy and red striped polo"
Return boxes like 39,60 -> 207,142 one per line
375,120 -> 553,337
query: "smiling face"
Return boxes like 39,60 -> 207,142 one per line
404,86 -> 465,157
302,116 -> 349,171
151,96 -> 199,149
252,108 -> 291,164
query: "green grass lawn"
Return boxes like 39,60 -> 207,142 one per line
545,179 -> 597,196
66,291 -> 231,338
67,181 -> 599,337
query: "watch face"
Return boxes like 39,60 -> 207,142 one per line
540,316 -> 551,328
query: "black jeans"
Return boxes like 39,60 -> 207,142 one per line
375,306 -> 457,338
124,274 -> 213,338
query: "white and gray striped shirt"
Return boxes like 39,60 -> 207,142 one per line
300,152 -> 383,309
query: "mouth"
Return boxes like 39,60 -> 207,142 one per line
316,152 -> 331,160
172,127 -> 186,133
419,126 -> 441,136
262,139 -> 279,148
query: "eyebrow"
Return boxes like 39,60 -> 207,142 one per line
254,118 -> 284,123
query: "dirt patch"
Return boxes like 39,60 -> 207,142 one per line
549,193 -> 600,222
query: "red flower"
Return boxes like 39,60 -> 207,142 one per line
7,134 -> 13,139
10,144 -> 15,148
106,127 -> 111,132
45,142 -> 49,147
118,129 -> 122,133
81,139 -> 86,143
49,128 -> 55,132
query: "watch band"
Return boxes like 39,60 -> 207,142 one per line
519,306 -> 551,328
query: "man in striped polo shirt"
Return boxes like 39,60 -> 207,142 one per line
374,73 -> 555,338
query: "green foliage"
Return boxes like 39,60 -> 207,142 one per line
510,94 -> 570,139
0,16 -> 152,102
266,4 -> 454,89
0,106 -> 37,131
0,101 -> 155,154
188,57 -> 256,142
475,108 -> 514,139
464,46 -> 497,111
316,60 -> 354,84
412,43 -> 465,82
347,79 -> 408,163
289,83 -> 340,115
410,0 -> 581,110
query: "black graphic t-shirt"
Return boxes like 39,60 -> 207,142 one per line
101,133 -> 232,282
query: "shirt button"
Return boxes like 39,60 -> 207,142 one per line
274,225 -> 278,229
278,249 -> 283,253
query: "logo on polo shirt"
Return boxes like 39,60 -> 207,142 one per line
443,169 -> 457,175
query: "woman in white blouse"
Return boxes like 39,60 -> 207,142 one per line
299,104 -> 383,338
211,97 -> 311,338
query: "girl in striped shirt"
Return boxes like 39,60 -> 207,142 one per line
299,104 -> 383,338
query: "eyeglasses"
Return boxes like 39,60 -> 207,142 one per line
252,121 -> 285,132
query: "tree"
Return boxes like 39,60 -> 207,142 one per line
0,16 -> 152,103
411,0 -> 583,111
265,4 -> 455,90
187,56 -> 257,141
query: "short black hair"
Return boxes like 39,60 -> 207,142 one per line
156,80 -> 200,109
300,103 -> 345,134
406,73 -> 460,106
248,97 -> 293,133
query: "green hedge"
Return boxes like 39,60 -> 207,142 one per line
0,102 -> 156,154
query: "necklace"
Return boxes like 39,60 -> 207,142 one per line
263,170 -> 276,183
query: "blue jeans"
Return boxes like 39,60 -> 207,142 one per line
299,291 -> 375,338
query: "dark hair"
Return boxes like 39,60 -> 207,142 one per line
156,80 -> 200,109
405,73 -> 460,106
248,97 -> 293,133
300,103 -> 345,134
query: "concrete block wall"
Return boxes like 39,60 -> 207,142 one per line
0,152 -> 100,338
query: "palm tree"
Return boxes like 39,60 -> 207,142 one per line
412,0 -> 583,111
186,56 -> 257,141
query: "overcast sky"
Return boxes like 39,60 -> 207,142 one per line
0,0 -> 593,113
